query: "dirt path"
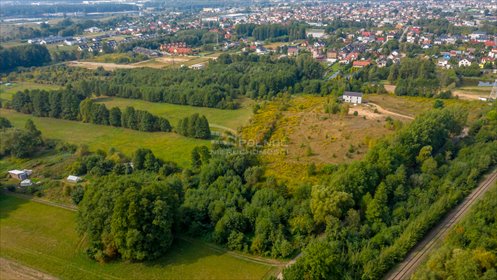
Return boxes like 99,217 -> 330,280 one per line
67,60 -> 141,70
452,90 -> 486,101
384,169 -> 497,280
367,102 -> 414,120
0,258 -> 57,280
4,191 -> 77,211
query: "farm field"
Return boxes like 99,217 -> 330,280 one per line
94,97 -> 254,132
0,194 -> 277,280
0,109 -> 209,167
0,82 -> 61,101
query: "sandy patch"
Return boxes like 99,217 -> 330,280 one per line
0,258 -> 57,280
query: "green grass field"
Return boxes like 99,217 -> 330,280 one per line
0,109 -> 209,167
94,97 -> 254,131
0,82 -> 61,101
0,194 -> 276,280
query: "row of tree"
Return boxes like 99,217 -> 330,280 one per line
80,99 -> 172,132
11,89 -> 173,133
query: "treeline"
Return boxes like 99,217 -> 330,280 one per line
235,23 -> 307,41
10,89 -> 172,133
176,114 -> 211,139
117,29 -> 217,52
0,3 -> 138,18
79,53 -> 323,108
0,18 -> 127,42
283,105 -> 497,279
388,58 -> 441,97
412,185 -> 497,279
0,44 -> 51,72
80,99 -> 172,132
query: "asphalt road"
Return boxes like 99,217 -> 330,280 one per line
384,168 -> 497,280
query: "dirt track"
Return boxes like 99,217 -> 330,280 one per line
452,91 -> 486,101
384,169 -> 497,280
0,258 -> 57,280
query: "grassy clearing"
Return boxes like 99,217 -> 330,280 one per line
0,194 -> 276,280
242,96 -> 397,185
366,94 -> 484,121
0,109 -> 209,167
94,97 -> 254,131
0,82 -> 61,101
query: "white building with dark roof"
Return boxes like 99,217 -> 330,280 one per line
342,92 -> 363,104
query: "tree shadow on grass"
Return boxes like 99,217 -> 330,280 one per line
92,97 -> 114,103
0,192 -> 29,220
142,238 -> 224,268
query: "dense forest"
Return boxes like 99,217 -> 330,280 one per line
0,44 -> 51,72
412,185 -> 497,280
74,53 -> 324,108
388,58 -> 441,97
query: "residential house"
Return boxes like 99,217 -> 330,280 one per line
287,46 -> 299,56
353,60 -> 372,68
341,92 -> 363,104
458,59 -> 471,67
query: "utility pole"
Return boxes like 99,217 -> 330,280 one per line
490,79 -> 497,100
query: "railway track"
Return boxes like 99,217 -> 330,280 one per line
385,169 -> 497,280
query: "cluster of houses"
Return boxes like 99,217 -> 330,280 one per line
159,42 -> 194,55
7,169 -> 82,189
436,47 -> 497,69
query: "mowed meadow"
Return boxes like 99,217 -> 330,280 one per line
93,96 -> 254,131
0,194 -> 277,280
0,109 -> 209,167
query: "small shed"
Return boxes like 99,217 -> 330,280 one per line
67,175 -> 82,183
342,92 -> 363,104
20,179 -> 33,187
8,169 -> 32,180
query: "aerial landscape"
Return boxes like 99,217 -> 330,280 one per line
1,0 -> 497,279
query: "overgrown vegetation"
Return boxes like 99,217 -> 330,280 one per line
412,184 -> 497,280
